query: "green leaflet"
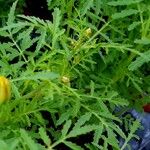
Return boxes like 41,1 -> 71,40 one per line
106,128 -> 120,149
120,120 -> 140,150
39,127 -> 51,147
134,38 -> 150,45
7,0 -> 18,25
73,112 -> 92,130
112,9 -> 139,19
12,71 -> 60,81
128,21 -> 141,31
128,50 -> 150,71
61,120 -> 72,138
80,0 -> 94,16
20,129 -> 38,150
67,125 -> 98,138
93,124 -> 103,144
108,0 -> 143,6
63,141 -> 84,150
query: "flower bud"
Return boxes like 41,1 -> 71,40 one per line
85,28 -> 92,37
61,76 -> 70,84
0,76 -> 11,104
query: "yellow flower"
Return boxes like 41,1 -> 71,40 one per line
0,76 -> 11,104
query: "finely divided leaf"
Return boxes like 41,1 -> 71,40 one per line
56,110 -> 72,126
68,125 -> 98,138
128,50 -> 150,71
112,9 -> 139,19
61,120 -> 72,138
108,97 -> 129,106
93,124 -> 103,144
14,71 -> 59,81
128,21 -> 141,31
7,0 -> 18,25
108,0 -> 143,6
20,129 -> 38,150
51,8 -> 64,48
106,128 -> 120,149
73,112 -> 92,130
80,0 -> 94,16
134,38 -> 150,45
35,29 -> 47,53
129,120 -> 140,135
121,120 -> 140,150
109,123 -> 126,139
17,26 -> 34,41
39,127 -> 51,146
0,22 -> 28,31
63,141 -> 84,150
52,8 -> 61,32
18,15 -> 47,26
99,112 -> 121,122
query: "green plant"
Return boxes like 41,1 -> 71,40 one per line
0,0 -> 24,25
0,0 -> 150,149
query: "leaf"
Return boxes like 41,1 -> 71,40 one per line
0,22 -> 29,31
121,120 -> 140,150
56,110 -> 72,126
9,139 -> 19,150
93,124 -> 103,144
52,29 -> 65,48
63,141 -> 84,150
128,50 -> 150,71
17,26 -> 34,41
97,98 -> 110,112
130,78 -> 142,93
99,112 -> 121,122
18,15 -> 47,26
20,32 -> 33,52
134,38 -> 150,45
39,127 -> 51,146
95,0 -> 103,15
128,21 -> 141,31
0,30 -> 10,37
108,0 -> 143,6
20,129 -> 38,150
7,0 -> 18,25
0,140 -> 8,150
73,112 -> 92,130
47,0 -> 52,6
68,125 -> 98,138
35,29 -> 47,53
61,120 -> 72,138
108,123 -> 126,139
10,82 -> 21,99
51,8 -> 65,48
52,8 -> 61,32
112,9 -> 139,19
13,71 -> 59,81
106,128 -> 120,149
108,97 -> 129,106
129,120 -> 140,135
71,100 -> 81,117
80,0 -> 94,16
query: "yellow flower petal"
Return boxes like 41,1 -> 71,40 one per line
0,76 -> 11,104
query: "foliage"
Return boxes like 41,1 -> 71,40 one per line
0,0 -> 150,149
0,0 -> 24,25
